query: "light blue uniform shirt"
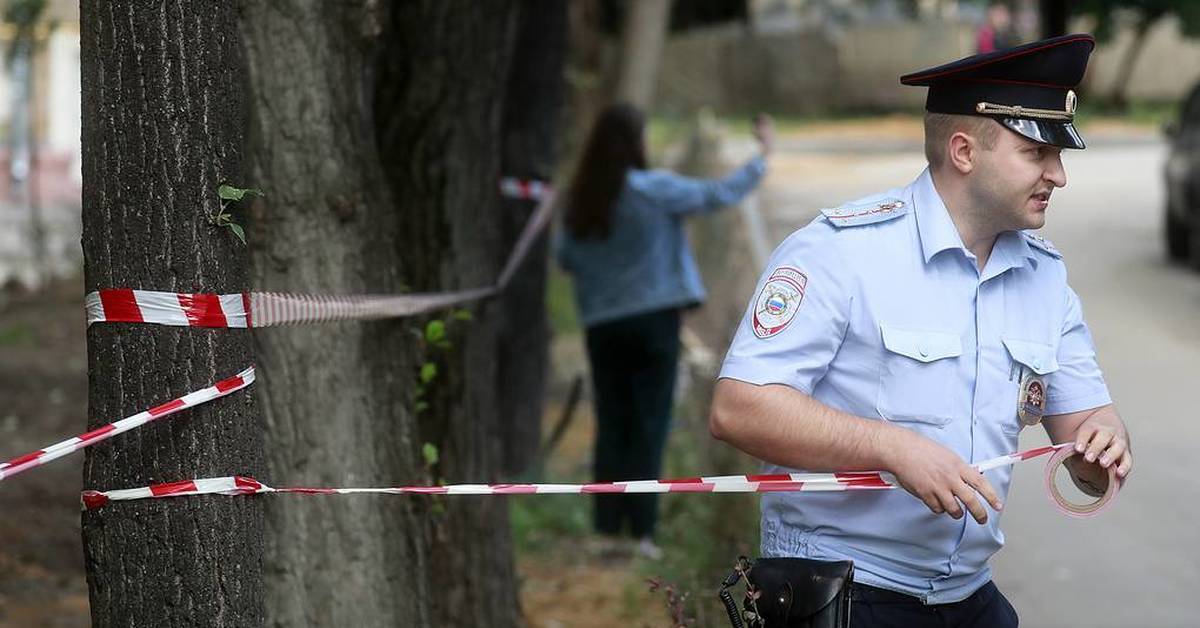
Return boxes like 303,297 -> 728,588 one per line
556,156 -> 766,327
718,168 -> 1111,604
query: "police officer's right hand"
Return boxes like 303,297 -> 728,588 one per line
884,429 -> 1003,524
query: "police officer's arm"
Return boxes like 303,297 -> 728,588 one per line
711,225 -> 1002,525
1041,286 -> 1132,489
711,379 -> 1002,524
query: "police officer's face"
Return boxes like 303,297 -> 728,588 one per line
971,130 -> 1067,231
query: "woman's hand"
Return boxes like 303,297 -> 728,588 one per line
753,113 -> 775,156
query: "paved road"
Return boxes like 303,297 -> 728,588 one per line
757,139 -> 1200,628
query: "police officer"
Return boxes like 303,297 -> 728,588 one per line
710,35 -> 1132,627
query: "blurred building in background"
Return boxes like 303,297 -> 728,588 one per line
1,0 -> 80,290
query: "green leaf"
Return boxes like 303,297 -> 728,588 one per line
415,400 -> 429,414
217,184 -> 265,202
218,184 -> 245,201
422,442 -> 439,467
419,362 -> 437,384
452,309 -> 473,322
425,319 -> 446,343
228,223 -> 246,245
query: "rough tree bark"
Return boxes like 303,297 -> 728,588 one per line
241,1 -> 565,625
375,3 -> 547,625
239,2 -> 429,626
80,2 -> 263,627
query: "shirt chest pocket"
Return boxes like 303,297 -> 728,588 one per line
876,326 -> 963,427
1000,337 -> 1060,434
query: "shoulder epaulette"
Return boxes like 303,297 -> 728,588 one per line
1022,231 -> 1062,258
820,198 -> 908,228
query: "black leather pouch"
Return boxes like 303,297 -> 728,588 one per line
719,556 -> 853,628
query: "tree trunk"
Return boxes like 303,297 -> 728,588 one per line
242,1 -> 564,625
1109,16 -> 1157,112
614,0 -> 674,109
239,2 -> 429,626
375,4 -> 534,625
1039,0 -> 1069,39
79,2 -> 263,627
497,1 -> 569,475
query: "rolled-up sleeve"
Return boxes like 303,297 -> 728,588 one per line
631,155 -> 767,216
1046,285 -> 1112,415
718,221 -> 851,394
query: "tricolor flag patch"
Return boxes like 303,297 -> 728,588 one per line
752,266 -> 807,339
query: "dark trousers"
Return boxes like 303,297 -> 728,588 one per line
584,307 -> 681,538
851,581 -> 1019,628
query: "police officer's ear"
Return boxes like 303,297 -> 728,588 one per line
946,130 -> 979,175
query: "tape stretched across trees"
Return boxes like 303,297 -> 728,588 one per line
76,440 -> 1118,517
84,184 -> 556,329
1,364 -> 1117,517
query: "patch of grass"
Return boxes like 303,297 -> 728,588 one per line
0,323 -> 34,346
510,493 -> 591,554
546,265 -> 580,337
626,402 -> 761,626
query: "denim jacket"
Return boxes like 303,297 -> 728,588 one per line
555,156 -> 767,328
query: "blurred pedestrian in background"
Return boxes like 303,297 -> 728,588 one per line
976,2 -> 1018,54
555,103 -> 774,559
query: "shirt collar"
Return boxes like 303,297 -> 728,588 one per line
911,168 -> 1037,275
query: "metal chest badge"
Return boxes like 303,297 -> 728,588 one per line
1017,369 -> 1047,426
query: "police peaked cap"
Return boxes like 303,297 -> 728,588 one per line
901,34 -> 1095,149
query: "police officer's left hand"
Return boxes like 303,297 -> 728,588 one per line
1072,410 -> 1132,481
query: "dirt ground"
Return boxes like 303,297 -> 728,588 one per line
0,277 -> 90,628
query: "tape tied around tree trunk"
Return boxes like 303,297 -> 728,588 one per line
84,183 -> 555,329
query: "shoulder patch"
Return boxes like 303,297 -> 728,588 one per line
1022,231 -> 1062,259
820,198 -> 908,228
752,266 -> 807,339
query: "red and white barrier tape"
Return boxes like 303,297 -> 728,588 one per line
79,443 -> 1118,518
0,360 -> 1114,517
0,367 -> 255,482
499,177 -> 551,201
85,186 -> 556,328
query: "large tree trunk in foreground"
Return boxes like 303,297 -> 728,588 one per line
240,2 -> 429,625
243,2 -> 565,625
80,2 -> 263,627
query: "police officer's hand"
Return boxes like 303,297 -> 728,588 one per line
886,429 -> 1003,524
753,113 -> 775,156
1072,411 -> 1132,481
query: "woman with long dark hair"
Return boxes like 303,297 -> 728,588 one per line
556,103 -> 773,558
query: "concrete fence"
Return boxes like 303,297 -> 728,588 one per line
654,16 -> 1200,115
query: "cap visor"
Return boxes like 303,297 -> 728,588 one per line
1000,118 -> 1086,149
